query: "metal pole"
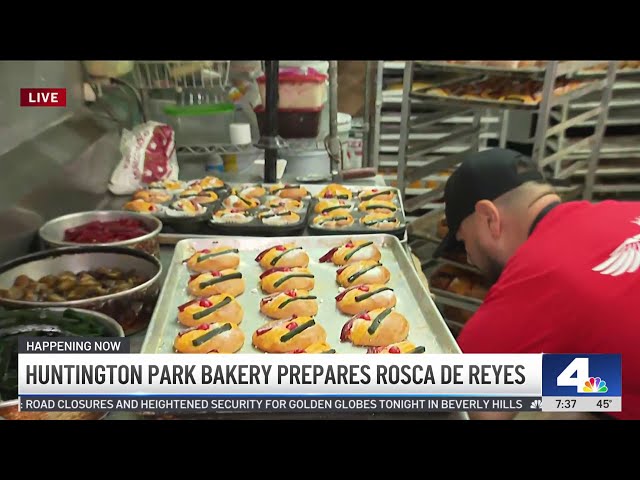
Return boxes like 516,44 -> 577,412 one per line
370,61 -> 384,171
261,60 -> 279,183
362,61 -> 372,167
397,61 -> 414,203
531,61 -> 558,170
583,61 -> 618,200
327,61 -> 341,178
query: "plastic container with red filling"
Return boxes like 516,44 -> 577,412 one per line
257,67 -> 327,109
254,106 -> 322,139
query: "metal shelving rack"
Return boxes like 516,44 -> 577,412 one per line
399,60 -> 618,314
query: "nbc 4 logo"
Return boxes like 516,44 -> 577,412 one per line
530,399 -> 542,409
557,358 -> 608,394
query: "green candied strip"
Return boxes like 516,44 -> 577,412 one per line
360,190 -> 394,201
270,247 -> 303,266
354,287 -> 393,303
364,217 -> 398,227
347,263 -> 382,284
192,297 -> 233,320
199,272 -> 243,289
321,205 -> 350,214
408,346 -> 426,354
273,273 -> 314,289
280,319 -> 316,343
278,296 -> 317,309
367,308 -> 393,335
365,204 -> 397,211
344,241 -> 374,261
318,215 -> 349,224
321,349 -> 336,353
191,323 -> 232,347
197,249 -> 239,263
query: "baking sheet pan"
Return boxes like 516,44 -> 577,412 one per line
141,234 -> 460,355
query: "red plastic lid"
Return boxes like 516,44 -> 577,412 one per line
254,105 -> 323,113
257,67 -> 327,84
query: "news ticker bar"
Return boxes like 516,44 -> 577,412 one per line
542,397 -> 622,412
18,396 -> 542,413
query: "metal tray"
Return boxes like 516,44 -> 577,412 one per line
141,234 -> 460,355
416,61 -> 606,79
410,77 -> 600,111
307,186 -> 406,240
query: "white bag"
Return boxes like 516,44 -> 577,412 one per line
108,121 -> 179,195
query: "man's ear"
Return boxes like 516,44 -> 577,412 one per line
474,200 -> 501,239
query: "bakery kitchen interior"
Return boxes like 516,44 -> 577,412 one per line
0,60 -> 636,421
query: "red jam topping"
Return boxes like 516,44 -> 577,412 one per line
319,247 -> 338,263
275,245 -> 287,251
178,299 -> 199,312
260,267 -> 292,279
292,349 -> 305,354
286,322 -> 298,331
211,271 -> 222,277
256,326 -> 272,336
358,313 -> 371,321
358,285 -> 369,292
388,346 -> 401,354
199,299 -> 212,307
284,290 -> 297,297
345,241 -> 354,248
197,324 -> 210,331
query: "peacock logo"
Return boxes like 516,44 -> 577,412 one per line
583,377 -> 608,393
530,399 -> 542,409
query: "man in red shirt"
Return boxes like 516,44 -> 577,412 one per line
434,148 -> 640,420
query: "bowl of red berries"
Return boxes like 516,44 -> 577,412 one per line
38,211 -> 163,258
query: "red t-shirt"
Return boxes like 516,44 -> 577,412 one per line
457,200 -> 640,420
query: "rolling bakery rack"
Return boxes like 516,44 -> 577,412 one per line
397,60 -> 618,319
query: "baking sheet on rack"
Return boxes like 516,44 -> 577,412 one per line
141,234 -> 460,355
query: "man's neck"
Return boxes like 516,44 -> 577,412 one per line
525,192 -> 561,234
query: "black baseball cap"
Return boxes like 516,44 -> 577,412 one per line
433,148 -> 548,258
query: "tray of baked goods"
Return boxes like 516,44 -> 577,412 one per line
141,234 -> 460,357
416,61 -> 607,79
122,178 -> 312,237
428,264 -> 489,313
575,61 -> 640,77
307,184 -> 407,239
410,75 -> 598,110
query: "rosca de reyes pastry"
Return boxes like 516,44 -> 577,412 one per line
258,210 -> 300,226
255,244 -> 309,269
319,239 -> 381,266
177,294 -> 243,327
191,176 -> 225,190
185,246 -> 240,273
291,342 -> 336,354
179,189 -> 218,204
269,184 -> 309,200
260,267 -> 315,294
133,189 -> 173,203
357,188 -> 396,202
340,308 -> 409,347
188,269 -> 245,298
316,183 -> 352,200
165,199 -> 207,217
123,199 -> 163,214
367,341 -> 426,354
312,213 -> 354,229
253,316 -> 326,353
211,208 -> 253,224
259,289 -> 318,319
149,179 -> 186,191
266,198 -> 304,213
336,260 -> 391,287
238,184 -> 266,198
314,199 -> 354,216
358,200 -> 398,214
223,192 -> 260,210
174,322 -> 244,353
335,284 -> 396,315
361,213 -> 400,230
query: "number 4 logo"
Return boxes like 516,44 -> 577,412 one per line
557,358 -> 589,393
557,358 -> 608,394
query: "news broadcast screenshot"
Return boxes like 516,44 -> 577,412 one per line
0,59 -> 637,422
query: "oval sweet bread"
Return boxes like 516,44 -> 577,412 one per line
269,184 -> 309,200
133,190 -> 173,203
319,240 -> 381,266
260,267 -> 315,294
255,244 -> 309,269
192,176 -> 224,190
260,289 -> 318,319
358,200 -> 398,214
316,183 -> 352,200
357,188 -> 396,202
258,210 -> 300,226
123,199 -> 162,214
312,213 -> 354,229
367,341 -> 426,354
340,308 -> 409,347
291,342 -> 335,354
266,198 -> 304,213
188,269 -> 245,298
177,294 -> 243,327
335,284 -> 396,315
360,213 -> 399,230
211,208 -> 253,224
174,322 -> 245,353
238,184 -> 266,198
185,246 -> 240,273
223,193 -> 260,210
149,179 -> 186,191
314,199 -> 354,216
179,190 -> 218,204
253,316 -> 327,353
336,260 -> 391,288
